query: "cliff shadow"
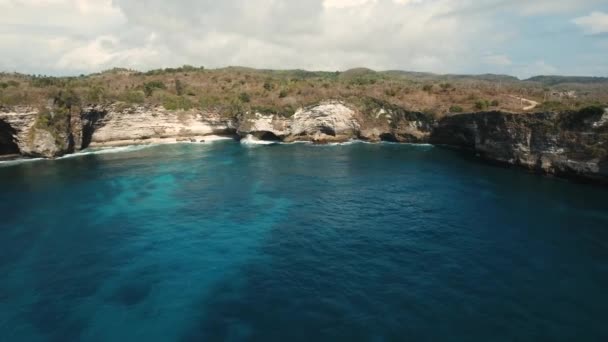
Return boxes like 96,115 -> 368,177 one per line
80,109 -> 107,149
0,119 -> 20,156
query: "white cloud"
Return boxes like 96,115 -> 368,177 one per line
0,0 -> 606,77
516,0 -> 602,15
573,11 -> 608,34
323,0 -> 373,8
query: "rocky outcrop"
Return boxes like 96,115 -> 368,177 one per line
20,129 -> 64,157
356,99 -> 434,143
237,101 -> 360,143
0,106 -> 72,158
430,108 -> 608,182
2,100 -> 607,184
287,101 -> 360,142
237,100 -> 433,143
80,104 -> 237,148
236,112 -> 290,141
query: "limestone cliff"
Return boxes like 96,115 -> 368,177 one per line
0,106 -> 73,158
236,100 -> 433,143
237,101 -> 362,143
430,108 -> 608,182
80,104 -> 236,148
1,101 -> 607,184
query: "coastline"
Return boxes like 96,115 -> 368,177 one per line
0,138 -> 437,167
87,135 -> 237,148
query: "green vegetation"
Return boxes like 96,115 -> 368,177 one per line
474,100 -> 489,111
238,92 -> 251,103
143,81 -> 166,96
120,90 -> 145,104
559,105 -> 606,129
175,79 -> 185,96
449,105 -> 464,113
32,90 -> 80,145
0,67 -> 606,119
527,75 -> 608,86
162,95 -> 193,111
537,101 -> 570,112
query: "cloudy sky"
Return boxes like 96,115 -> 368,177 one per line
1,0 -> 607,78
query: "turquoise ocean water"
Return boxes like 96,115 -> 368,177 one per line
1,141 -> 607,341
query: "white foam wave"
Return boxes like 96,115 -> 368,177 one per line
240,135 -> 279,146
314,140 -> 369,146
0,158 -> 45,167
59,145 -> 156,159
380,141 -> 434,147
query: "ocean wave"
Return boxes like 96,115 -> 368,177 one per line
323,140 -> 369,146
0,158 -> 45,167
58,145 -> 157,159
240,135 -> 279,146
380,141 -> 434,147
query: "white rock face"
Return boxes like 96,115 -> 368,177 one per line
0,107 -> 38,152
237,112 -> 290,138
0,107 -> 67,157
83,105 -> 235,147
290,101 -> 360,138
238,101 -> 360,142
20,129 -> 61,157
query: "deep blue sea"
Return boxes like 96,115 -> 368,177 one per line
1,141 -> 608,341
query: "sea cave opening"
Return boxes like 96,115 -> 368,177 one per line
0,120 -> 20,156
255,131 -> 281,141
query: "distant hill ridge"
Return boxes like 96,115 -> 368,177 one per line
1,67 -> 606,85
524,75 -> 608,86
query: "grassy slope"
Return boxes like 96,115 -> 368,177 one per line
0,66 -> 606,120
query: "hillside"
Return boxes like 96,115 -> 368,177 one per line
525,76 -> 608,86
0,67 -> 607,119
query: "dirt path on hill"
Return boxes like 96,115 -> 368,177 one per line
509,95 -> 539,111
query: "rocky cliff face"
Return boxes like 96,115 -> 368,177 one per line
237,101 -> 362,143
356,99 -> 434,143
0,106 -> 73,158
237,100 -> 433,143
1,101 -> 607,183
80,104 -> 237,148
430,109 -> 608,182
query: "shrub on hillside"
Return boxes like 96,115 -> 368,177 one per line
143,81 -> 166,97
474,100 -> 490,110
163,95 -> 193,111
175,79 -> 185,96
449,105 -> 464,113
384,89 -> 397,97
559,105 -> 606,129
120,90 -> 145,104
87,86 -> 106,103
239,92 -> 251,103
